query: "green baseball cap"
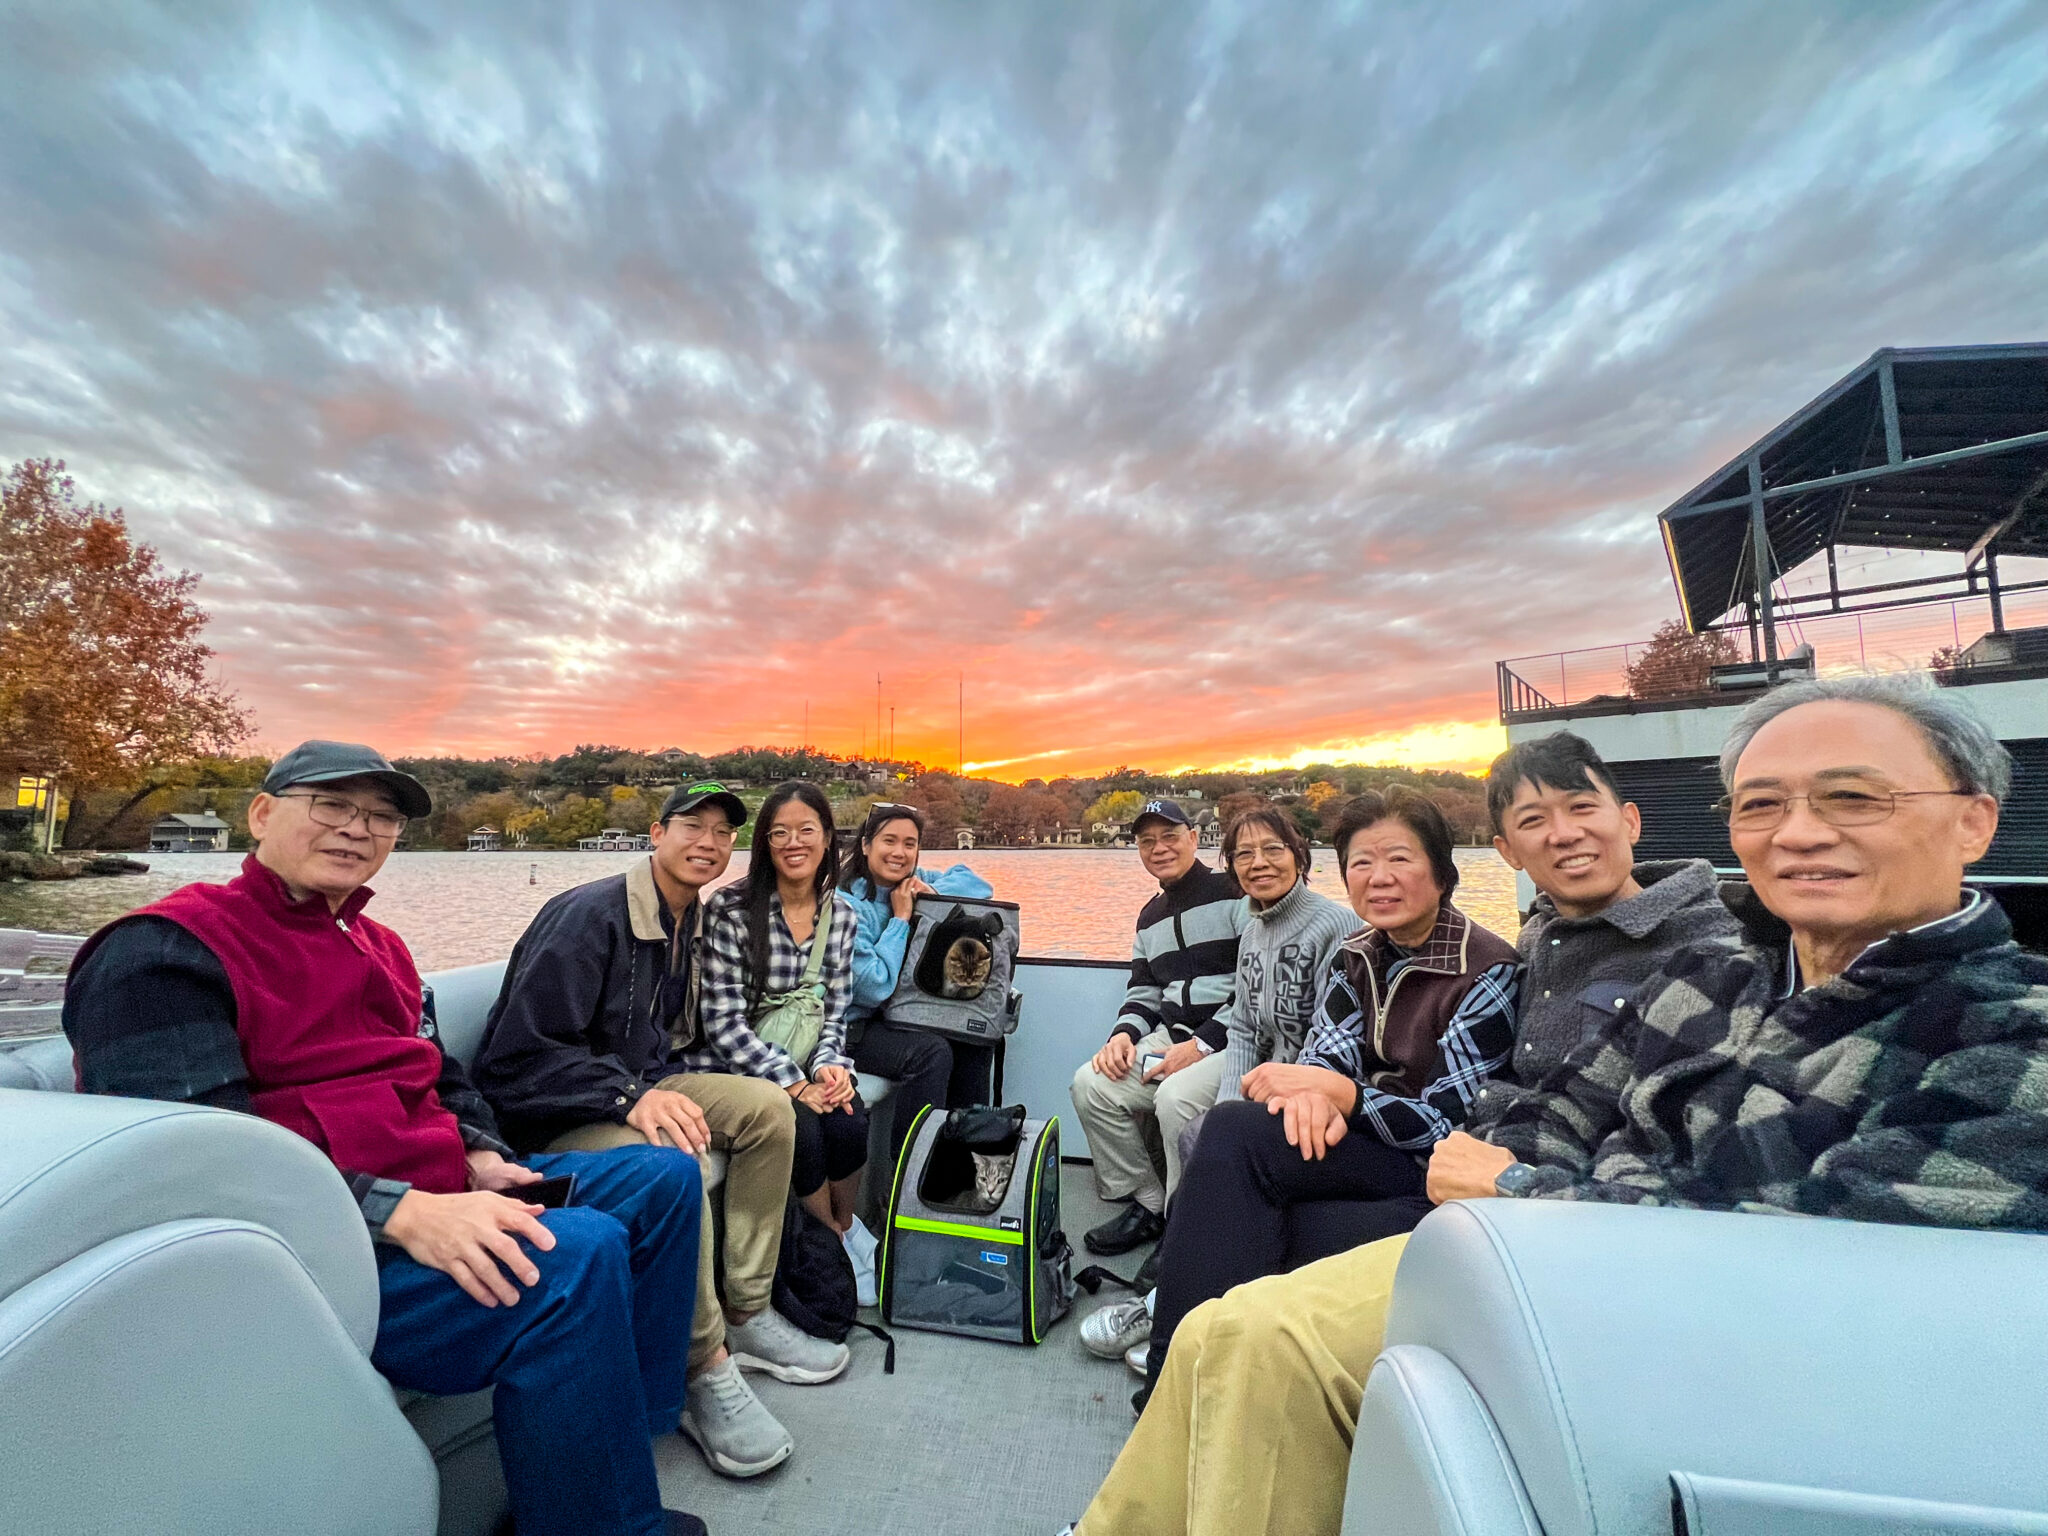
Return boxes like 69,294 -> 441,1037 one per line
657,782 -> 749,827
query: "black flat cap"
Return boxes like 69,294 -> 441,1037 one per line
261,740 -> 433,820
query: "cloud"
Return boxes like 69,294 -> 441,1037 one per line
2,0 -> 2045,773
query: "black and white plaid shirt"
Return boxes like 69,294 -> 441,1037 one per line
682,884 -> 858,1088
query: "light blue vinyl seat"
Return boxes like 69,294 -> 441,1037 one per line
0,958 -> 902,1536
1342,1199 -> 2048,1536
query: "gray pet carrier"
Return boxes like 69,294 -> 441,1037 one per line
880,1103 -> 1075,1344
880,894 -> 1022,1044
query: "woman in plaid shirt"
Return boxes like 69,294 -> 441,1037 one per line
693,781 -> 867,1233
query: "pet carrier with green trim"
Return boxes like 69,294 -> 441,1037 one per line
879,1103 -> 1075,1345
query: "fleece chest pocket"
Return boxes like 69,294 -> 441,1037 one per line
1574,982 -> 1632,1049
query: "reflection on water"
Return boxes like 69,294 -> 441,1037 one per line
0,846 -> 1524,972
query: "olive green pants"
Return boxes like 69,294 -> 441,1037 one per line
1078,1233 -> 1411,1536
546,1072 -> 796,1372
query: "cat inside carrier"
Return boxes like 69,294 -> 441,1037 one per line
879,1103 -> 1074,1344
880,895 -> 1023,1045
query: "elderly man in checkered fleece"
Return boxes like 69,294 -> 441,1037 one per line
1071,673 -> 2048,1536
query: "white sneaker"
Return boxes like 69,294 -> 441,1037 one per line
728,1307 -> 851,1384
1080,1296 -> 1152,1359
1125,1340 -> 1148,1377
679,1358 -> 794,1478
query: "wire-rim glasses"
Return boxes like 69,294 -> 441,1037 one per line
280,791 -> 408,840
1712,786 -> 1973,833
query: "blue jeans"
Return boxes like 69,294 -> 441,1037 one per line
371,1146 -> 702,1536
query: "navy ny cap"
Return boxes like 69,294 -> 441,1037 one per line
1132,798 -> 1191,831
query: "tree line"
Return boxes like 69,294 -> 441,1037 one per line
53,744 -> 1495,854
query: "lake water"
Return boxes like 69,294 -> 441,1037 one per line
0,846 -> 1524,972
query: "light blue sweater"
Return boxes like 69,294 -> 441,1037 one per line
844,864 -> 995,1015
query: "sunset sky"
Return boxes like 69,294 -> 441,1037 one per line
4,2 -> 2045,776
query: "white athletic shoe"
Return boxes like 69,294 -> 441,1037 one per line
1080,1296 -> 1153,1359
679,1358 -> 794,1479
1124,1340 -> 1148,1376
728,1307 -> 852,1384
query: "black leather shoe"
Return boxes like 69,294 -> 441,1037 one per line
1084,1202 -> 1165,1256
1131,1383 -> 1151,1418
1130,1242 -> 1164,1292
666,1511 -> 709,1536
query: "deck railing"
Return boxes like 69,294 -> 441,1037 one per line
1499,590 -> 2048,723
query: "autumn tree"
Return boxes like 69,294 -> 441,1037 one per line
1,460 -> 249,839
1624,619 -> 1742,700
902,774 -> 966,847
1215,789 -> 1268,830
1082,790 -> 1145,830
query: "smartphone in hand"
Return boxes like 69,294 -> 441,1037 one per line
523,1173 -> 577,1209
1140,1052 -> 1167,1079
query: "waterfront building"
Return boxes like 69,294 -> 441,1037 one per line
148,812 -> 230,854
465,825 -> 502,852
575,827 -> 653,852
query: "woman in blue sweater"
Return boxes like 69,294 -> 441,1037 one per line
842,802 -> 996,1160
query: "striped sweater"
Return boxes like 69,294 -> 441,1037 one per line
1214,881 -> 1364,1103
1109,861 -> 1247,1052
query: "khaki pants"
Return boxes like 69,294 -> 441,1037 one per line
547,1072 -> 795,1373
1079,1233 -> 1411,1536
1070,1029 -> 1226,1213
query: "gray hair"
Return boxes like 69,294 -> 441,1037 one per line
1719,672 -> 2012,802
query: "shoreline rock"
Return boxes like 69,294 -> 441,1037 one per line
0,851 -> 151,881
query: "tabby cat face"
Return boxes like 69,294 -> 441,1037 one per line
941,936 -> 993,998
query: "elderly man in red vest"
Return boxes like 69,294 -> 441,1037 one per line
64,742 -> 708,1536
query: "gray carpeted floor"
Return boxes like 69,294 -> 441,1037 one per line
655,1163 -> 1148,1536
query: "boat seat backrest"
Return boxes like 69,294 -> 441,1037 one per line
425,961 -> 507,1069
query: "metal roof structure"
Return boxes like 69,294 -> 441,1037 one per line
1658,344 -> 2048,653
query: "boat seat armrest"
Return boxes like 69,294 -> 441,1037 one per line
1670,1472 -> 2048,1535
1375,1201 -> 2048,1536
1342,1343 -> 1541,1536
0,1087 -> 380,1351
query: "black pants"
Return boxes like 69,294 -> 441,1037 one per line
850,1018 -> 996,1163
1146,1097 -> 1431,1392
791,1095 -> 871,1197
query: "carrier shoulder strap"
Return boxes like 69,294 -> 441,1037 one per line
797,895 -> 834,987
1073,1263 -> 1143,1295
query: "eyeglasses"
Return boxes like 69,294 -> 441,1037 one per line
1713,786 -> 1974,833
1230,841 -> 1293,865
1136,830 -> 1191,851
663,815 -> 737,843
767,824 -> 825,846
280,791 -> 408,839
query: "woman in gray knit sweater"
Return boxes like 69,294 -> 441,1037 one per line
1211,807 -> 1362,1105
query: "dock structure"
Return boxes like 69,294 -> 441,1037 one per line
0,929 -> 81,1042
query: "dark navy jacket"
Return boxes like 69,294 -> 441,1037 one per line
474,857 -> 700,1153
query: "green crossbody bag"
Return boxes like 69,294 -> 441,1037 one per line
751,895 -> 835,1069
